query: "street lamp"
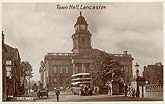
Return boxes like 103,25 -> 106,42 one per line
135,63 -> 140,97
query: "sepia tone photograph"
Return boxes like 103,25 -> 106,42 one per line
2,2 -> 163,102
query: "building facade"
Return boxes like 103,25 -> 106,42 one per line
2,31 -> 7,101
5,44 -> 21,97
39,12 -> 134,91
143,63 -> 163,85
2,32 -> 22,100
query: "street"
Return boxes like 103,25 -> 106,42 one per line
35,91 -> 162,102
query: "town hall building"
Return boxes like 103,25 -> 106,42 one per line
39,12 -> 134,91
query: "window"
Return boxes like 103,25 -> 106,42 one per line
82,64 -> 86,73
62,66 -> 66,70
66,66 -> 69,73
60,66 -> 63,73
125,66 -> 129,73
59,76 -> 63,84
53,78 -> 57,84
6,66 -> 11,71
75,66 -> 78,73
66,78 -> 69,84
6,60 -> 12,65
53,66 -> 57,73
6,66 -> 12,77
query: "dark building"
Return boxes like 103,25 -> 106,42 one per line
143,63 -> 163,85
2,31 -> 8,101
39,53 -> 74,90
2,32 -> 22,99
39,12 -> 134,91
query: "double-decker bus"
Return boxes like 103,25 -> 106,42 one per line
71,73 -> 91,95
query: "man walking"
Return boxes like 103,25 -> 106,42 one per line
55,88 -> 60,102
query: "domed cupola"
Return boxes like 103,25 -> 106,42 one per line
75,12 -> 88,26
74,12 -> 88,32
72,12 -> 92,54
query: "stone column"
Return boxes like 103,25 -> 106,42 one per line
82,63 -> 85,73
73,64 -> 76,75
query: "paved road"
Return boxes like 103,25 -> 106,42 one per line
36,93 -> 163,102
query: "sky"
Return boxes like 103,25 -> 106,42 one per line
2,2 -> 163,81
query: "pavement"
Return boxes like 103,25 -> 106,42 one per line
6,91 -> 163,102
36,91 -> 163,102
7,92 -> 39,102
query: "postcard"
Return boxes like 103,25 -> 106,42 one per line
1,1 -> 164,103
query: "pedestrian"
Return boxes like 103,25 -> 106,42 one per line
108,86 -> 112,96
128,84 -> 132,97
94,87 -> 98,95
88,87 -> 93,96
84,86 -> 88,95
55,88 -> 60,102
132,88 -> 135,98
25,88 -> 28,95
80,87 -> 84,96
124,84 -> 128,97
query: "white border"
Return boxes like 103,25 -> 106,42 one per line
0,0 -> 164,104
1,0 -> 164,3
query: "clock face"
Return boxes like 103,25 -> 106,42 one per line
80,24 -> 85,30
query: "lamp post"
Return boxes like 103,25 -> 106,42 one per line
135,63 -> 140,97
111,72 -> 115,95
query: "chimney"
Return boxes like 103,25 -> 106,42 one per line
123,50 -> 127,55
155,62 -> 162,67
144,66 -> 146,71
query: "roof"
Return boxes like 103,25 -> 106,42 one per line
144,64 -> 163,72
2,44 -> 8,52
4,44 -> 14,58
44,53 -> 77,60
73,48 -> 134,61
44,48 -> 134,65
4,44 -> 21,60
74,12 -> 88,26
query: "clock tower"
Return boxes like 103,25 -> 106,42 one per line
72,12 -> 92,54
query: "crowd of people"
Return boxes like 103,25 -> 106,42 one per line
124,84 -> 136,98
106,84 -> 136,98
80,86 -> 93,96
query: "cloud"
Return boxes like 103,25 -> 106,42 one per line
95,2 -> 162,33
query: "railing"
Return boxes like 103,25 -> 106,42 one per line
144,84 -> 163,99
47,53 -> 78,56
145,85 -> 163,92
47,53 -> 132,57
111,54 -> 132,57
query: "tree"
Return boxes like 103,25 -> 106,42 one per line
20,61 -> 33,86
92,57 -> 124,86
80,49 -> 124,86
